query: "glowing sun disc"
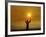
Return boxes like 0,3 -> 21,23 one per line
27,13 -> 31,17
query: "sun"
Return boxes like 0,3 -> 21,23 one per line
27,13 -> 31,17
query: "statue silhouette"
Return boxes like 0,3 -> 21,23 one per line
25,17 -> 31,30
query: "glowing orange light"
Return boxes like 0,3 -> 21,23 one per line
27,13 -> 31,17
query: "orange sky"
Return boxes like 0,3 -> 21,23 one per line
11,5 -> 41,30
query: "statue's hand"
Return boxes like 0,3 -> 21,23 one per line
25,17 -> 31,23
